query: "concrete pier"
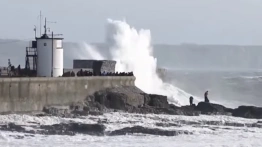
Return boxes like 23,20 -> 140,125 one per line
0,76 -> 135,113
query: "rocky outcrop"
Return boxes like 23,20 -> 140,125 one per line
92,86 -> 199,116
94,86 -> 145,109
40,86 -> 262,120
42,97 -> 107,117
146,94 -> 169,108
232,106 -> 262,119
196,102 -> 233,115
109,126 -> 192,136
43,106 -> 71,117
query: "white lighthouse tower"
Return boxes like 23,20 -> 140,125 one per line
36,18 -> 64,77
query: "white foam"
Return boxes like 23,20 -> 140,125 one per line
74,19 -> 201,106
105,19 -> 201,106
0,113 -> 261,146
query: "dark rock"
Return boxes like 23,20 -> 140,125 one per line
147,94 -> 169,108
43,86 -> 241,117
109,126 -> 192,136
124,104 -> 200,116
0,123 -> 106,136
169,104 -> 179,109
94,86 -> 145,109
69,123 -> 105,135
71,110 -> 89,116
178,105 -> 200,116
43,98 -> 106,117
40,123 -> 105,136
196,102 -> 232,115
225,108 -> 234,113
2,123 -> 26,132
232,106 -> 262,119
35,113 -> 48,117
88,111 -> 104,116
81,100 -> 106,116
70,102 -> 85,111
10,135 -> 24,139
98,92 -> 127,110
43,106 -> 71,117
155,123 -> 181,127
86,95 -> 96,102
176,108 -> 201,116
180,105 -> 196,112
143,93 -> 151,106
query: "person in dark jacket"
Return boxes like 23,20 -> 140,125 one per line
189,96 -> 194,106
204,91 -> 210,103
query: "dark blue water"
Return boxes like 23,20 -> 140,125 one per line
167,70 -> 262,108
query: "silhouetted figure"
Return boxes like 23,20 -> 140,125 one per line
102,71 -> 106,76
17,65 -> 21,76
204,91 -> 210,103
189,96 -> 194,106
76,69 -> 83,77
84,70 -> 88,76
70,71 -> 75,77
62,71 -> 71,77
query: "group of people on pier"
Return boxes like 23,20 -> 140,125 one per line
62,69 -> 134,77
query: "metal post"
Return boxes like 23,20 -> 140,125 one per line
44,18 -> 47,35
51,31 -> 54,77
34,25 -> 37,39
40,11 -> 42,36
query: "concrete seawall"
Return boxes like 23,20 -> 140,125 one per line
0,76 -> 135,113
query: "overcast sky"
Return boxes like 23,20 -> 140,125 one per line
0,0 -> 261,45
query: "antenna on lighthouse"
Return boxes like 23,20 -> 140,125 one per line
44,17 -> 47,34
40,11 -> 42,36
44,17 -> 57,35
37,11 -> 43,36
34,25 -> 37,38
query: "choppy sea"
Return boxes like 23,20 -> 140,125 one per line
167,70 -> 262,108
0,112 -> 261,147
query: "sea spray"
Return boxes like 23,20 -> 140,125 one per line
77,19 -> 200,106
106,19 -> 198,106
76,42 -> 105,60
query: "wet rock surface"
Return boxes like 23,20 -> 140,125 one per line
41,86 -> 262,119
196,102 -> 233,115
0,123 -> 193,137
232,106 -> 262,119
91,86 -> 200,116
109,126 -> 192,136
0,123 -> 105,136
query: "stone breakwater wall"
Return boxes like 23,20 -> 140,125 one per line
0,76 -> 135,113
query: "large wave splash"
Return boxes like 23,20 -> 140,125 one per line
80,19 -> 200,106
76,43 -> 105,60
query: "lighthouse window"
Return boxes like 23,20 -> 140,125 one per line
44,43 -> 47,46
56,40 -> 62,48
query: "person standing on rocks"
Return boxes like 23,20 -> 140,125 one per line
189,96 -> 194,106
204,91 -> 210,103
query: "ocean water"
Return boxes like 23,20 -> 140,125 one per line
0,113 -> 261,147
166,70 -> 262,108
1,19 -> 262,146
